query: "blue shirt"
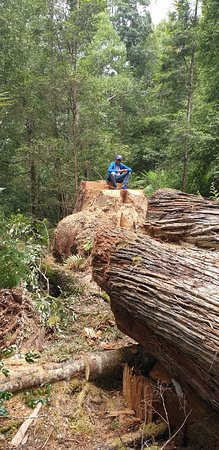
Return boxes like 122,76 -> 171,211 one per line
107,161 -> 132,175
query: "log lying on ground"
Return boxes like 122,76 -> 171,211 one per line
145,189 -> 219,249
84,345 -> 155,381
92,228 -> 219,411
0,359 -> 85,393
0,346 -> 152,393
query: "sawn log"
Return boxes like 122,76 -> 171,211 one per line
92,228 -> 219,411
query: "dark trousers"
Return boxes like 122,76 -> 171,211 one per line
107,172 -> 131,187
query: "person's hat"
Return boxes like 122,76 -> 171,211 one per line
115,154 -> 122,160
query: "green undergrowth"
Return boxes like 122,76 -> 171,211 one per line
0,420 -> 23,438
32,260 -> 85,332
43,261 -> 83,296
22,384 -> 52,408
34,292 -> 80,333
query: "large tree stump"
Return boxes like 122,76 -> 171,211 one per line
54,181 -> 147,257
92,228 -> 219,411
145,189 -> 219,249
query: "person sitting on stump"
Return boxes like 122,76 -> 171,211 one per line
107,154 -> 132,190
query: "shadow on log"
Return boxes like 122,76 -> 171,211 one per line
92,228 -> 219,411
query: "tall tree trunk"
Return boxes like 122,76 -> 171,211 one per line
182,0 -> 199,191
26,120 -> 37,219
70,78 -> 79,193
69,0 -> 80,194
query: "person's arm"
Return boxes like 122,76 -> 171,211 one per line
107,162 -> 116,174
119,163 -> 132,173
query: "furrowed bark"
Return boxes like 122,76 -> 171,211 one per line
92,229 -> 219,411
145,189 -> 219,249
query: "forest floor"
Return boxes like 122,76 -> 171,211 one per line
0,268 -> 156,450
0,264 -> 211,450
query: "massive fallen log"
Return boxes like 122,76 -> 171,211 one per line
145,189 -> 219,249
92,228 -> 219,411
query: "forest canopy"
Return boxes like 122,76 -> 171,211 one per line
0,0 -> 218,223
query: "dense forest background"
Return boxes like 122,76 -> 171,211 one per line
0,0 -> 218,223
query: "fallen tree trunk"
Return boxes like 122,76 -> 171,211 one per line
92,229 -> 219,411
145,189 -> 219,249
83,345 -> 155,381
0,345 -> 151,393
0,359 -> 85,393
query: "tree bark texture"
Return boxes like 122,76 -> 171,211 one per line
145,189 -> 219,249
70,79 -> 79,193
83,345 -> 155,381
92,228 -> 219,411
26,119 -> 37,219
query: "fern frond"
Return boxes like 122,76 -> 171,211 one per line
63,254 -> 85,269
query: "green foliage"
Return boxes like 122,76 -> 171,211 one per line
22,384 -> 51,408
132,170 -> 175,196
0,391 -> 13,417
110,0 -> 152,78
210,183 -> 219,201
0,0 -> 218,219
24,352 -> 41,364
0,213 -> 48,289
83,240 -> 93,253
0,391 -> 13,401
0,361 -> 10,378
0,345 -> 17,359
0,214 -> 30,288
63,254 -> 85,269
0,350 -> 13,416
0,404 -> 9,417
34,294 -> 78,331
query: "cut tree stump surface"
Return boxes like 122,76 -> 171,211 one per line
55,180 -> 147,256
